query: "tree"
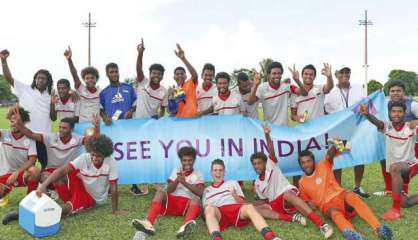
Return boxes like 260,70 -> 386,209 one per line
367,79 -> 383,95
0,75 -> 17,101
124,77 -> 137,88
384,69 -> 418,96
259,58 -> 273,82
230,68 -> 256,89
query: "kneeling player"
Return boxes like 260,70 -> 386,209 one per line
251,123 -> 333,239
298,146 -> 393,240
203,159 -> 281,240
131,146 -> 203,238
361,101 -> 418,220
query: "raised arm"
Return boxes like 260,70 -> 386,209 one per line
359,104 -> 384,131
49,90 -> 58,122
288,64 -> 308,96
64,46 -> 82,89
325,145 -> 338,165
321,63 -> 334,94
136,38 -> 145,83
262,123 -> 277,163
248,72 -> 261,105
0,50 -> 14,86
174,44 -> 198,84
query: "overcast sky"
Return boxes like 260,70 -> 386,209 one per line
1,0 -> 417,89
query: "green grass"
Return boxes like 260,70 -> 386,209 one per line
0,107 -> 417,239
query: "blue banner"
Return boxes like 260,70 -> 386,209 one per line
74,91 -> 387,184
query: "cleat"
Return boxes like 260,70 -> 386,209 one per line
376,224 -> 393,240
381,208 -> 401,221
320,223 -> 333,239
342,229 -> 365,240
353,187 -> 370,199
292,213 -> 307,226
130,185 -> 149,196
373,190 -> 391,197
46,190 -> 59,201
131,219 -> 155,235
176,220 -> 196,239
2,211 -> 19,225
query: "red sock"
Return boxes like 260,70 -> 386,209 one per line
213,237 -> 223,240
382,169 -> 392,192
27,180 -> 38,194
392,192 -> 401,211
278,213 -> 293,222
263,231 -> 276,240
308,212 -> 324,228
184,203 -> 200,223
147,201 -> 163,225
54,183 -> 71,202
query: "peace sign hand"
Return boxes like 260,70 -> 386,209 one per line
288,64 -> 300,81
253,72 -> 262,86
321,63 -> 332,78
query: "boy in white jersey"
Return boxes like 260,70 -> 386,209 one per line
251,123 -> 333,239
197,63 -> 217,112
234,72 -> 259,119
290,64 -> 334,122
64,46 -> 101,123
203,159 -> 281,240
198,72 -> 244,116
131,147 -> 203,239
0,107 -> 40,212
361,101 -> 418,220
248,62 -> 306,126
50,78 -> 80,122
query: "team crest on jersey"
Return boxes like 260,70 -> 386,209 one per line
315,177 -> 322,185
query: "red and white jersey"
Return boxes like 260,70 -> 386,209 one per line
382,121 -> 418,171
0,130 -> 37,175
55,97 -> 80,120
233,88 -> 259,119
42,133 -> 84,168
291,85 -> 325,120
167,167 -> 204,199
256,82 -> 294,126
254,157 -> 295,202
69,153 -> 118,204
76,84 -> 101,123
196,82 -> 217,112
212,91 -> 244,115
134,77 -> 168,119
202,180 -> 244,207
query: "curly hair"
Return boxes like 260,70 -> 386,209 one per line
31,69 -> 53,95
87,134 -> 114,157
7,106 -> 30,123
81,66 -> 99,80
177,146 -> 197,160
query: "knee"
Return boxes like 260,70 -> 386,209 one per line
189,197 -> 200,205
204,205 -> 216,216
389,164 -> 401,175
241,204 -> 256,214
152,190 -> 165,202
28,167 -> 41,181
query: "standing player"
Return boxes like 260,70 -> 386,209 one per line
324,66 -> 369,198
196,63 -> 217,113
203,159 -> 282,240
131,147 -> 203,239
298,145 -> 393,240
233,72 -> 259,119
50,79 -> 80,122
0,107 -> 40,211
64,46 -> 101,123
198,72 -> 243,116
251,123 -> 333,239
360,101 -> 418,220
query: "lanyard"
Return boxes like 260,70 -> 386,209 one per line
339,86 -> 350,108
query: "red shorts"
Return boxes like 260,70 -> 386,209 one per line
162,193 -> 190,216
0,171 -> 26,195
42,167 -> 57,174
322,191 -> 356,220
269,189 -> 298,215
218,204 -> 250,231
404,161 -> 418,183
415,142 -> 418,159
66,170 -> 95,214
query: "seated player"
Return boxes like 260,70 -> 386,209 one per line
131,147 -> 203,239
203,159 -> 281,240
0,107 -> 40,211
298,145 -> 393,240
3,134 -> 124,224
251,123 -> 333,239
361,101 -> 418,220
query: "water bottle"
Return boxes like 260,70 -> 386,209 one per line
132,231 -> 147,240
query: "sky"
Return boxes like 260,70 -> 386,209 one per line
0,0 -> 417,89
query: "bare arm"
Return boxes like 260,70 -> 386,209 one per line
136,38 -> 145,83
248,72 -> 261,105
360,104 -> 384,131
321,63 -> 334,94
262,123 -> 277,163
64,47 -> 82,89
0,50 -> 14,86
197,106 -> 214,116
110,182 -> 119,213
175,44 -> 198,84
12,107 -> 44,142
182,182 -> 204,197
166,180 -> 180,194
325,146 -> 338,165
49,91 -> 58,121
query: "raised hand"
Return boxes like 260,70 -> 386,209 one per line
288,64 -> 300,81
174,43 -> 185,59
0,49 -> 10,60
359,104 -> 369,116
253,72 -> 262,86
321,63 -> 332,78
137,38 -> 145,54
262,122 -> 271,134
50,89 -> 59,104
64,46 -> 72,60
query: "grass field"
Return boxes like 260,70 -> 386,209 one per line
0,107 -> 417,240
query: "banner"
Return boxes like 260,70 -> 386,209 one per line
74,91 -> 387,184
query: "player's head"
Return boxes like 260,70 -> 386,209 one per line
81,66 -> 99,88
87,134 -> 114,166
201,63 -> 215,83
237,72 -> 252,94
267,61 -> 283,85
177,146 -> 197,171
105,63 -> 119,83
250,152 -> 267,175
7,107 -> 30,132
301,64 -> 316,85
298,150 -> 316,176
388,80 -> 406,102
59,118 -> 75,138
215,72 -> 230,94
211,159 -> 225,182
388,101 -> 406,123
149,63 -> 165,85
56,79 -> 71,99
32,69 -> 53,95
173,66 -> 186,86
335,67 -> 351,86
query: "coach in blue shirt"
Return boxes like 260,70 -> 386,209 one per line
100,63 -> 137,125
